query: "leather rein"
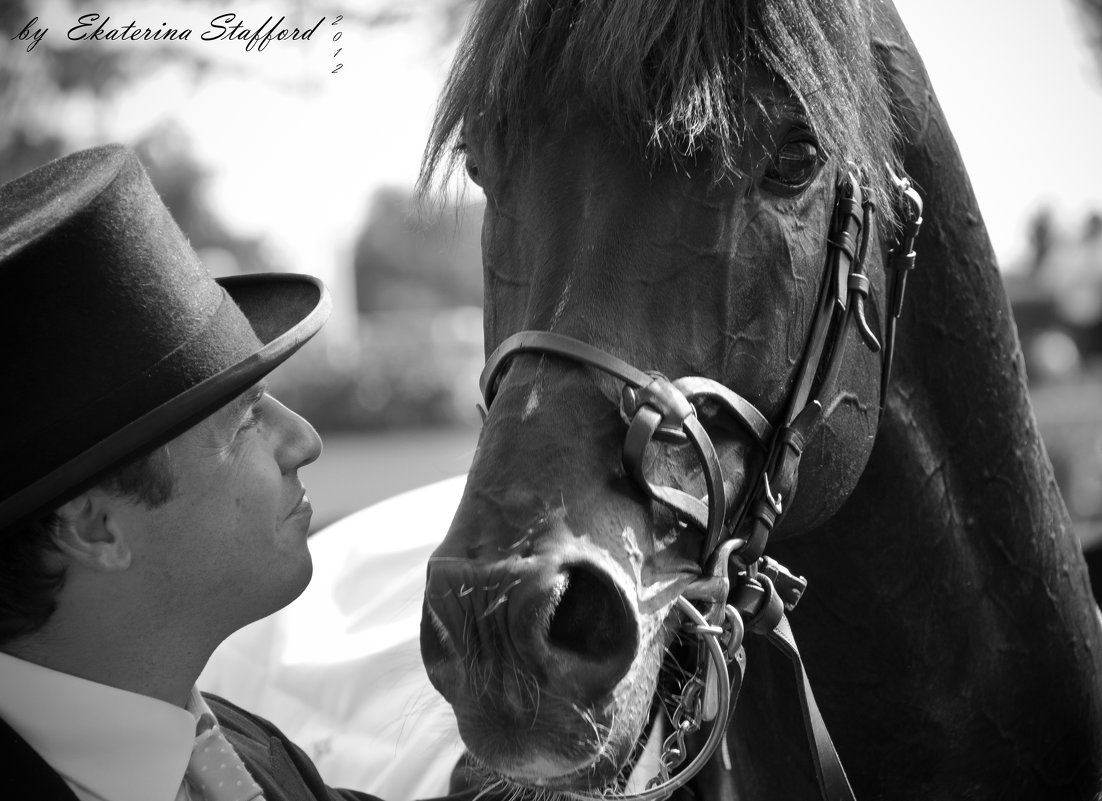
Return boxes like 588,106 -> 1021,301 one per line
476,169 -> 923,801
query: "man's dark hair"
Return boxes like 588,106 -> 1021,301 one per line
0,447 -> 175,645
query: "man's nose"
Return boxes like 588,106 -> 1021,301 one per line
268,396 -> 323,472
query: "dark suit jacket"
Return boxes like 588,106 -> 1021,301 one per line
2,692 -> 461,801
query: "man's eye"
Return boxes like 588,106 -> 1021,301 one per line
239,408 -> 262,433
763,138 -> 821,191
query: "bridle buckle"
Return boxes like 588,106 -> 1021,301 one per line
621,375 -> 695,443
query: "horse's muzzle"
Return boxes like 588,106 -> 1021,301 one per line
421,549 -> 639,707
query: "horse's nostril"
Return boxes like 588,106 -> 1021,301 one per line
548,565 -> 633,660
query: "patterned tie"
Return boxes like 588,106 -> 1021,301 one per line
183,715 -> 265,801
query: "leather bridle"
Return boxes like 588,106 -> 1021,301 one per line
476,168 -> 923,801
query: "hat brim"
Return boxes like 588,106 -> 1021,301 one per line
0,272 -> 331,530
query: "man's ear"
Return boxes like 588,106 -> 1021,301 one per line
52,492 -> 133,572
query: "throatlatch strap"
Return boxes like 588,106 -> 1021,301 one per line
767,615 -> 856,801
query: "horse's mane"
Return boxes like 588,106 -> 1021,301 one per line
420,0 -> 900,221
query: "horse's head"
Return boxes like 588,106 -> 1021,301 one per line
420,0 -> 911,792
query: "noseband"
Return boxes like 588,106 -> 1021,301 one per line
477,169 -> 924,801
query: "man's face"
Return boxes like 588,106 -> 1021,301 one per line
111,382 -> 323,643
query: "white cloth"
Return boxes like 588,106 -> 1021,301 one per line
199,475 -> 468,800
0,650 -> 198,801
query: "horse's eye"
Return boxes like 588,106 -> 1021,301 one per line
456,140 -> 482,186
764,138 -> 821,191
466,157 -> 481,184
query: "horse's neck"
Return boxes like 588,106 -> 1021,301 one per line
723,133 -> 1102,800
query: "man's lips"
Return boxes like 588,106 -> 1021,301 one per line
286,489 -> 312,520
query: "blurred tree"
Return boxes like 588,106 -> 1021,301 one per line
1,0 -> 215,183
0,0 -> 277,263
1027,206 -> 1054,276
0,0 -> 433,254
1082,0 -> 1102,63
133,122 -> 273,275
353,187 -> 484,311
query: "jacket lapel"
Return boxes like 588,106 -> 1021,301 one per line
0,715 -> 81,801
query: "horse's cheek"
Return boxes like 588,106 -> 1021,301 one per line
482,207 -> 532,340
776,206 -> 830,323
730,207 -> 825,409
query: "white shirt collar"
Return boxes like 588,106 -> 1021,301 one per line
0,650 -> 199,801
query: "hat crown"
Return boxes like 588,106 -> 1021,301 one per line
0,145 -> 125,262
0,145 -> 330,530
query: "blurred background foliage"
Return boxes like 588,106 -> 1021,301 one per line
2,0 -> 1102,538
0,0 -> 486,433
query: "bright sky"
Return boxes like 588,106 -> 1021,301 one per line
51,0 -> 1102,326
894,0 -> 1102,271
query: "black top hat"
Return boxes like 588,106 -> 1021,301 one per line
0,144 -> 332,531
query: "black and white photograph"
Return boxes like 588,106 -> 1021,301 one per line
3,1 -> 1102,799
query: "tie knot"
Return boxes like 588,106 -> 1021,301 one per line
194,711 -> 218,739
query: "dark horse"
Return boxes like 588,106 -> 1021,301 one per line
418,0 -> 1102,798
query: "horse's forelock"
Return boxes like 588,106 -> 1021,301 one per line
419,0 -> 901,227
